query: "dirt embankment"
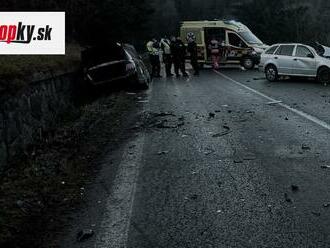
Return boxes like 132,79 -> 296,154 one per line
0,44 -> 81,95
0,89 -> 144,248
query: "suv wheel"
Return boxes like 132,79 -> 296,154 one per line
265,65 -> 278,82
317,67 -> 330,85
242,57 -> 255,70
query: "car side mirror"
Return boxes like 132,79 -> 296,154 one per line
307,54 -> 314,58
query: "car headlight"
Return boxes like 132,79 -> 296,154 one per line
253,48 -> 265,54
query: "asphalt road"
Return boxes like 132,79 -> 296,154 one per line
60,67 -> 330,248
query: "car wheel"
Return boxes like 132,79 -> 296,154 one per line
135,73 -> 150,90
131,66 -> 150,90
137,78 -> 149,90
242,57 -> 255,70
265,65 -> 278,82
317,67 -> 330,84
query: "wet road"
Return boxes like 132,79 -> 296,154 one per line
126,69 -> 330,248
62,67 -> 330,248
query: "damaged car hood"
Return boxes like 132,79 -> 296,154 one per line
315,42 -> 330,58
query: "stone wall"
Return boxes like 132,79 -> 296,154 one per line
0,72 -> 78,171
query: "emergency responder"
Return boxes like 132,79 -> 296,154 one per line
208,37 -> 220,69
147,38 -> 161,78
160,36 -> 173,77
220,40 -> 226,60
187,33 -> 199,76
171,36 -> 188,77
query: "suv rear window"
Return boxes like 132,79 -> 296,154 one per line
265,46 -> 279,54
275,45 -> 295,56
82,44 -> 126,68
295,45 -> 313,57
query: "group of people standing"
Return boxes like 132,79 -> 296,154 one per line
146,35 -> 199,78
146,35 -> 229,78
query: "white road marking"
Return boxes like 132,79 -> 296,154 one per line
95,88 -> 152,247
214,70 -> 330,132
94,135 -> 145,248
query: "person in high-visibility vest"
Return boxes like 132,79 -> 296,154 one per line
147,38 -> 161,78
160,36 -> 173,77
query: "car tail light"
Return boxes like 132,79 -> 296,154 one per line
126,62 -> 135,72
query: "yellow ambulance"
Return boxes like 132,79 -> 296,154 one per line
180,20 -> 268,69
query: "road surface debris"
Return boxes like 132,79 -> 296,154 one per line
301,144 -> 311,151
284,193 -> 293,203
190,194 -> 198,200
209,112 -> 216,118
154,112 -> 176,117
77,229 -> 94,242
291,185 -> 299,192
234,158 -> 243,164
311,211 -> 321,217
212,131 -> 232,137
157,151 -> 169,155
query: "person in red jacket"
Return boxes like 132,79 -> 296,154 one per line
208,37 -> 220,70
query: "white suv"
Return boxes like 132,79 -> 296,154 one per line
259,43 -> 330,84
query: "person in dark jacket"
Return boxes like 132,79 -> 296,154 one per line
187,33 -> 199,76
171,36 -> 188,77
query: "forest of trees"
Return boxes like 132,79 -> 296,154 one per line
151,0 -> 330,45
1,0 -> 330,47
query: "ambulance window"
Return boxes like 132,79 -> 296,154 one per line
205,28 -> 225,43
275,45 -> 295,56
228,33 -> 247,48
265,45 -> 279,55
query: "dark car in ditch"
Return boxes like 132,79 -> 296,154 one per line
82,43 -> 150,89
